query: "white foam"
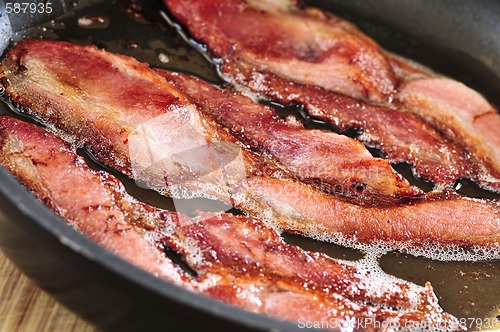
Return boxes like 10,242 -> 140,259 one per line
298,221 -> 500,262
475,163 -> 500,193
346,254 -> 425,310
196,272 -> 222,292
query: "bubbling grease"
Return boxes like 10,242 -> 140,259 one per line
280,218 -> 500,262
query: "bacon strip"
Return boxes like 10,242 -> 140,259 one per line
0,116 -> 188,286
157,70 -> 420,201
0,40 -> 498,252
0,116 -> 461,330
397,78 -> 500,182
243,177 -> 500,252
219,60 -> 481,189
0,39 -> 419,201
165,0 -> 397,103
163,0 -> 500,191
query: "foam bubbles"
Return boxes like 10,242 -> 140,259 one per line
294,223 -> 500,262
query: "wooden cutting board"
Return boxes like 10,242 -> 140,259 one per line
0,250 -> 96,332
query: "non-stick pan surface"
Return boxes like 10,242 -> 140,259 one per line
0,0 -> 499,331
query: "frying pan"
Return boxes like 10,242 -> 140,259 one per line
0,0 -> 499,331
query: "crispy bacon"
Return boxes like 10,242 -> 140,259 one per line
167,212 -> 459,329
164,0 -> 398,101
0,117 -> 462,330
157,69 -> 420,201
0,39 -> 419,201
244,177 -> 500,251
219,60 -> 483,189
0,40 -> 498,252
396,78 -> 500,182
164,0 -> 500,191
0,116 -> 189,286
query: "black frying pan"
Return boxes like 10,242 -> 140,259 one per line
0,0 -> 499,331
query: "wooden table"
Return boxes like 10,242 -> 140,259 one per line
0,250 -> 96,332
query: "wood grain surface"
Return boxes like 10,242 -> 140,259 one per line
0,250 -> 96,332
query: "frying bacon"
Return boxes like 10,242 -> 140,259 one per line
0,116 -> 189,286
219,60 -> 482,189
243,177 -> 500,252
396,78 -> 500,182
0,117 -> 462,330
157,69 -> 420,201
0,39 -> 419,201
152,71 -> 500,253
165,0 -> 397,103
164,0 -> 500,191
0,40 -> 498,253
